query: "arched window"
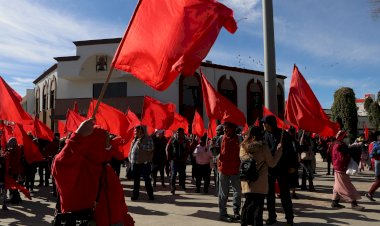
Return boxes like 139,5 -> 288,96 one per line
217,75 -> 237,105
35,87 -> 40,114
50,78 -> 56,109
42,83 -> 48,110
247,79 -> 264,125
277,84 -> 285,119
179,73 -> 202,131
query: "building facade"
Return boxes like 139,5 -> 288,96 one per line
32,38 -> 286,132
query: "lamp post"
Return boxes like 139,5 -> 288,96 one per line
262,0 -> 277,114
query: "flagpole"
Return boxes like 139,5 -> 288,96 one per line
91,0 -> 143,118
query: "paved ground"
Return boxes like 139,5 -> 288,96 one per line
0,155 -> 379,226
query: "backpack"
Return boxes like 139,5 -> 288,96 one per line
239,158 -> 261,183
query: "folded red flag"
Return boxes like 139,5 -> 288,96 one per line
34,116 -> 54,141
14,123 -> 44,164
200,73 -> 246,126
112,0 -> 237,91
285,65 -> 339,137
64,109 -> 86,134
5,175 -> 31,200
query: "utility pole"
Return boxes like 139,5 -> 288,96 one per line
262,0 -> 277,114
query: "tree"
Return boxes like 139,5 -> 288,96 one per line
364,96 -> 374,112
331,87 -> 358,142
369,102 -> 380,130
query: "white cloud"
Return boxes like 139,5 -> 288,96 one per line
220,0 -> 261,24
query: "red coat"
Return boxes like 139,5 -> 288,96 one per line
52,127 -> 134,226
332,140 -> 350,173
218,135 -> 241,175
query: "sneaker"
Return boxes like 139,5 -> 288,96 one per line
2,205 -> 8,211
331,202 -> 345,208
131,196 -> 138,201
232,212 -> 241,221
170,189 -> 175,195
365,193 -> 376,202
292,193 -> 299,199
265,218 -> 277,225
195,188 -> 200,193
148,195 -> 155,201
219,214 -> 233,222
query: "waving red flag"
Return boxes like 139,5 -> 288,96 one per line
254,118 -> 260,127
5,175 -> 31,199
14,123 -> 43,164
58,120 -> 66,138
192,111 -> 205,138
263,106 -> 290,130
125,109 -> 141,132
0,76 -> 32,123
112,0 -> 237,91
65,110 -> 86,134
87,100 -> 131,139
200,73 -> 246,126
168,112 -> 189,134
34,116 -> 54,141
207,119 -> 218,139
141,96 -> 176,130
285,65 -> 339,137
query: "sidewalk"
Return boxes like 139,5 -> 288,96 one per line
0,155 -> 379,226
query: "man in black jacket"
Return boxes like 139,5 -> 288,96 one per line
263,115 -> 298,226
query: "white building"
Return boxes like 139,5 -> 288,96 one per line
356,93 -> 375,116
32,38 -> 286,132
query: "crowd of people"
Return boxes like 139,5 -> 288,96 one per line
1,115 -> 380,226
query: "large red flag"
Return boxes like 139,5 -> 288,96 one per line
57,120 -> 66,138
285,65 -> 339,137
141,96 -> 176,130
0,76 -> 32,123
207,119 -> 218,139
200,73 -> 246,126
64,110 -> 86,134
34,116 -> 54,141
192,111 -> 205,138
263,106 -> 290,130
14,123 -> 44,164
168,112 -> 189,134
87,100 -> 131,139
112,0 -> 237,91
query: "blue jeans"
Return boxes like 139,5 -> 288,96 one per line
218,172 -> 241,216
170,161 -> 186,191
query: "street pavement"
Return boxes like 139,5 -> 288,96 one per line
0,155 -> 379,226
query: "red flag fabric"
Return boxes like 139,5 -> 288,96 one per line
5,175 -> 31,200
64,110 -> 86,134
73,101 -> 79,113
207,119 -> 218,139
14,123 -> 44,164
0,76 -> 32,123
141,96 -> 176,130
364,123 -> 369,140
87,100 -> 131,139
192,111 -> 205,138
168,113 -> 189,134
34,116 -> 54,141
112,0 -> 237,91
200,73 -> 246,126
254,118 -> 260,127
125,110 -> 141,132
285,65 -> 339,137
263,106 -> 290,130
58,120 -> 66,138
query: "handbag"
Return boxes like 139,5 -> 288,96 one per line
53,166 -> 104,226
346,158 -> 358,175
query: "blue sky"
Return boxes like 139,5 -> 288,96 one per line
0,0 -> 379,108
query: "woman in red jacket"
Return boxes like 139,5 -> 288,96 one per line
331,131 -> 363,210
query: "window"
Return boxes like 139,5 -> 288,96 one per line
218,75 -> 237,105
96,55 -> 108,71
93,82 -> 127,98
179,73 -> 202,128
247,80 -> 263,125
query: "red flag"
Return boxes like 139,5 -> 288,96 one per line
87,100 -> 131,139
112,0 -> 237,91
192,111 -> 205,138
364,123 -> 369,140
207,119 -> 218,139
254,118 -> 260,127
73,101 -> 79,113
125,109 -> 141,132
263,106 -> 290,130
0,76 -> 32,123
14,123 -> 44,164
34,116 -> 54,141
200,73 -> 246,126
64,109 -> 86,134
168,112 -> 189,134
58,120 -> 66,138
141,96 -> 176,130
5,175 -> 31,200
285,65 -> 339,137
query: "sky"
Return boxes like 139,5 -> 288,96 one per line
0,0 -> 379,109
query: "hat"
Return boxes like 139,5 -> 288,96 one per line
262,115 -> 277,128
